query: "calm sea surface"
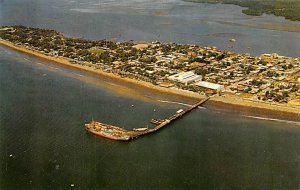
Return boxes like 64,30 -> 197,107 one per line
0,45 -> 300,190
0,0 -> 300,189
1,0 -> 300,57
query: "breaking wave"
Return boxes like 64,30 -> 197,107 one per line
157,100 -> 193,107
243,115 -> 300,126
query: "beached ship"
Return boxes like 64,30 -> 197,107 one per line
85,98 -> 210,141
85,120 -> 131,141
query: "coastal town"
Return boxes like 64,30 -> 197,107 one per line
1,26 -> 300,107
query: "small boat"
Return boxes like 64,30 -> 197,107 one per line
151,118 -> 165,125
133,127 -> 148,132
176,109 -> 184,114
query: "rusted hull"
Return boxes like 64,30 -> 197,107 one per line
85,127 -> 131,141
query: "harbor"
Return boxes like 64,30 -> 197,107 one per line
85,97 -> 210,141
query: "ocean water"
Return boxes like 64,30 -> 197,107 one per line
0,0 -> 300,189
1,0 -> 300,57
0,46 -> 300,189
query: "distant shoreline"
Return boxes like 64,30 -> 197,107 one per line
185,0 -> 300,22
0,39 -> 299,122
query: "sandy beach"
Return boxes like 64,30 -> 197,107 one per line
1,39 -> 299,121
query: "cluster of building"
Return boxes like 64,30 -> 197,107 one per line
167,71 -> 224,93
1,26 -> 299,105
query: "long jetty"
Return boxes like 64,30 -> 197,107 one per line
128,97 -> 210,139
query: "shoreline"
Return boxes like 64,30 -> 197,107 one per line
185,0 -> 300,22
1,39 -> 299,122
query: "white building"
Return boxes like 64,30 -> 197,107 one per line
195,81 -> 224,92
168,71 -> 202,85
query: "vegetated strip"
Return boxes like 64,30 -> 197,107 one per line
0,26 -> 299,119
185,0 -> 300,21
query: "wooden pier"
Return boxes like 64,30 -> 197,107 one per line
128,97 -> 210,139
85,97 -> 210,141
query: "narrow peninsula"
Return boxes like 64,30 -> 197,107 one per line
0,26 -> 299,120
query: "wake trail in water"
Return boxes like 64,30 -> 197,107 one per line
157,100 -> 207,109
157,100 -> 192,107
243,115 -> 300,126
75,73 -> 84,77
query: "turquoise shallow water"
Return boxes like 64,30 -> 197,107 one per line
0,47 -> 299,189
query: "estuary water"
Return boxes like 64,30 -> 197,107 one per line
0,0 -> 300,189
1,0 -> 300,57
0,46 -> 300,190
